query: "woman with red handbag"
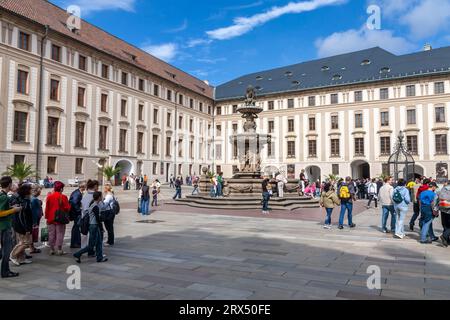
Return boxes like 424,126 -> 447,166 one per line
30,184 -> 43,254
45,182 -> 71,256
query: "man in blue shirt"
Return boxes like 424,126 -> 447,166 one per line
419,182 -> 439,244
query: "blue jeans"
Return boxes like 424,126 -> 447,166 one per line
420,205 -> 436,242
339,202 -> 353,226
216,183 -> 223,197
381,205 -> 396,231
152,197 -> 158,207
325,208 -> 333,225
262,192 -> 270,211
394,206 -> 409,236
173,187 -> 182,199
192,186 -> 199,195
141,199 -> 150,215
74,225 -> 104,262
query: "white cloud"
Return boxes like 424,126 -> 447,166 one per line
66,0 -> 136,15
315,27 -> 415,57
206,0 -> 347,40
165,19 -> 188,33
142,43 -> 178,62
186,38 -> 213,48
197,58 -> 227,64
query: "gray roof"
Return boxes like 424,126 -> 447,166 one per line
215,46 -> 450,101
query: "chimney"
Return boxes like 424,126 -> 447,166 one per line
424,44 -> 432,51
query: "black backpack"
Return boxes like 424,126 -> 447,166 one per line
80,207 -> 92,236
111,197 -> 120,216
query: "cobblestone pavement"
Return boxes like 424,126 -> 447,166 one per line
0,185 -> 449,300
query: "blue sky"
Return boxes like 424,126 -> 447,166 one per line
51,0 -> 450,86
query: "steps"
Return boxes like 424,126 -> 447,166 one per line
167,194 -> 320,211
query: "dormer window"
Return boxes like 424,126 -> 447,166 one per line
332,74 -> 342,81
321,66 -> 330,71
361,59 -> 371,66
380,67 -> 391,74
256,76 -> 263,81
291,80 -> 300,86
285,71 -> 293,77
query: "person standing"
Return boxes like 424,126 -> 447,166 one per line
378,177 -> 396,233
367,179 -> 378,209
73,192 -> 108,263
419,182 -> 439,244
320,183 -> 341,229
0,176 -> 21,278
69,183 -> 86,249
30,184 -> 43,254
10,184 -> 34,266
437,182 -> 450,247
276,172 -> 287,198
410,178 -> 429,231
169,175 -> 175,188
81,180 -> 99,254
151,186 -> 158,207
261,178 -> 271,215
45,182 -> 71,256
173,177 -> 182,200
192,176 -> 200,195
102,185 -> 116,246
140,182 -> 150,216
392,179 -> 411,239
338,177 -> 357,230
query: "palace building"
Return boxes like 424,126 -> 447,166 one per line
1,0 -> 450,183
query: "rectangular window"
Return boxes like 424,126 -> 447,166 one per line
380,137 -> 391,155
139,79 -> 145,91
232,123 -> 238,134
189,119 -> 193,132
17,70 -> 28,94
152,135 -> 159,155
47,157 -> 57,174
232,105 -> 238,113
308,140 -> 317,157
119,129 -> 127,152
308,96 -> 316,107
51,44 -> 61,62
152,163 -> 157,175
121,99 -> 127,117
288,99 -> 294,109
50,79 -> 59,101
166,137 -> 171,156
407,109 -> 416,125
435,82 -> 445,95
309,117 -> 316,131
167,113 -> 172,127
380,88 -> 389,100
331,139 -> 340,157
382,163 -> 390,175
190,141 -> 194,159
121,72 -> 128,86
101,94 -> 108,113
138,104 -> 144,121
331,115 -> 339,130
167,89 -> 172,101
330,94 -> 338,104
380,111 -> 389,126
233,139 -> 238,159
18,32 -> 30,51
78,55 -> 87,71
436,134 -> 448,155
268,101 -> 274,110
153,109 -> 159,124
407,135 -> 418,155
436,106 -> 446,123
137,132 -> 144,154
178,139 -> 183,157
75,158 -> 83,175
77,87 -> 86,107
354,138 -> 364,156
287,141 -> 296,158
332,164 -> 339,175
355,113 -> 363,128
14,155 -> 25,165
75,121 -> 85,148
268,121 -> 274,134
101,64 -> 109,79
216,106 -> 222,115
13,111 -> 27,142
288,119 -> 295,132
216,125 -> 221,136
153,84 -> 159,97
47,117 -> 59,146
354,91 -> 363,102
199,103 -> 203,112
267,141 -> 274,157
179,116 -> 183,130
178,94 -> 184,105
99,126 -> 107,150
406,85 -> 416,97
190,99 -> 194,109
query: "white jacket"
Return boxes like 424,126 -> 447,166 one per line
378,184 -> 394,206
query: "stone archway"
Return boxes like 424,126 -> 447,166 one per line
406,164 -> 424,179
114,159 -> 134,186
351,160 -> 370,179
305,165 -> 321,183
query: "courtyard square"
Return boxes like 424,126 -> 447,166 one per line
0,186 -> 449,300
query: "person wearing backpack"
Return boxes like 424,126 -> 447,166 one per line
69,183 -> 86,249
436,182 -> 450,247
367,179 -> 378,209
378,177 -> 396,233
102,185 -> 116,246
10,184 -> 34,266
81,180 -> 99,254
338,176 -> 357,230
320,183 -> 341,229
392,179 -> 411,239
73,192 -> 108,263
419,182 -> 439,244
44,182 -> 71,256
173,177 -> 182,200
140,182 -> 150,216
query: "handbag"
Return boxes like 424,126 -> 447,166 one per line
41,226 -> 48,242
54,195 -> 70,225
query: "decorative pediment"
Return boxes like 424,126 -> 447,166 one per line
46,106 -> 64,116
98,116 -> 112,124
377,129 -> 393,134
136,124 -> 147,131
74,111 -> 90,120
12,99 -> 34,109
152,127 -> 161,133
119,120 -> 130,127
